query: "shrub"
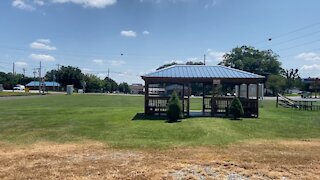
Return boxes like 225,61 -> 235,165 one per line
166,91 -> 183,122
230,97 -> 244,119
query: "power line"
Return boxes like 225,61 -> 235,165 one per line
272,22 -> 320,40
277,38 -> 320,52
280,47 -> 320,59
259,29 -> 320,49
253,21 -> 320,46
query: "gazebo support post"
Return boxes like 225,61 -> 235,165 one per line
182,83 -> 185,116
187,83 -> 191,117
246,84 -> 249,99
144,82 -> 149,114
211,82 -> 216,117
256,83 -> 259,118
202,83 -> 205,114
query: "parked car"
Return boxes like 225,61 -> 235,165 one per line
301,91 -> 312,98
13,85 -> 25,90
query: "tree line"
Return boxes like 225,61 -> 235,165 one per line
157,45 -> 312,95
0,66 -> 131,93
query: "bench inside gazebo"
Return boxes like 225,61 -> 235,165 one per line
141,65 -> 265,118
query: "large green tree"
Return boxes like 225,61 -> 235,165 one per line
219,46 -> 282,75
0,72 -> 33,89
266,74 -> 286,95
83,74 -> 105,93
156,62 -> 179,70
45,66 -> 84,89
118,82 -> 130,93
281,68 -> 302,91
104,77 -> 118,92
157,61 -> 204,70
185,61 -> 204,65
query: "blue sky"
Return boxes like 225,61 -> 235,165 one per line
1,0 -> 320,84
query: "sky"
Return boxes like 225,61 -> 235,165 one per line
1,0 -> 320,84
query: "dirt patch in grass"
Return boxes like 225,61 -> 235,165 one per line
0,140 -> 319,179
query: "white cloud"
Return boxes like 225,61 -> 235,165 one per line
204,0 -> 216,8
206,49 -> 225,62
140,0 -> 192,3
140,68 -> 157,75
81,68 -> 92,73
120,30 -> 137,37
92,59 -> 104,65
37,39 -> 50,44
96,73 -> 109,79
15,62 -> 28,67
186,57 -> 199,62
12,0 -> 35,11
295,52 -> 320,62
51,0 -> 117,8
30,39 -> 56,51
300,64 -> 320,71
117,72 -> 127,77
140,0 -> 216,7
92,59 -> 125,66
33,0 -> 44,6
29,54 -> 56,62
108,60 -> 125,66
142,30 -> 150,35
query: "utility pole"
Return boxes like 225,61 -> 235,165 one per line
33,68 -> 37,90
203,54 -> 206,65
13,62 -> 15,75
107,68 -> 110,79
39,61 -> 42,94
22,68 -> 26,76
12,62 -> 15,92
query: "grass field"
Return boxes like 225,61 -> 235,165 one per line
0,91 -> 38,97
0,94 -> 319,148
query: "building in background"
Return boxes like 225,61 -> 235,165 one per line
26,81 -> 60,91
129,83 -> 144,94
303,78 -> 320,97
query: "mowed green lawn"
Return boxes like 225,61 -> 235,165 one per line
0,95 -> 319,148
0,91 -> 37,97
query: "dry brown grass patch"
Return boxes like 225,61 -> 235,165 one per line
0,140 -> 319,179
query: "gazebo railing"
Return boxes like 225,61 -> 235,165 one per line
146,96 -> 188,115
204,96 -> 258,117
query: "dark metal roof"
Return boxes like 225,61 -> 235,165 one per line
26,81 -> 60,87
142,65 -> 264,79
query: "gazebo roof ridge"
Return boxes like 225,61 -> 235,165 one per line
142,64 -> 265,79
215,65 -> 265,78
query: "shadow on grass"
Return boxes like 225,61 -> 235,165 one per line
132,113 -> 252,122
131,113 -> 167,121
131,113 -> 182,123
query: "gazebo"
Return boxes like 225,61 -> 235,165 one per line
141,65 -> 265,118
